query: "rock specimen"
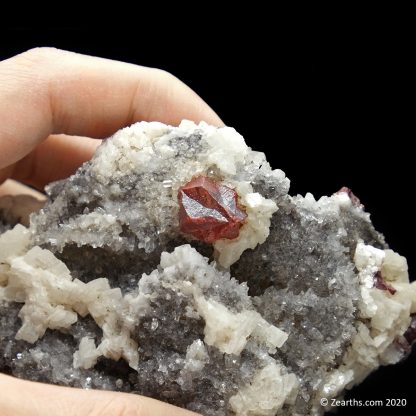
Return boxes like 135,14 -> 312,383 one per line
0,121 -> 415,416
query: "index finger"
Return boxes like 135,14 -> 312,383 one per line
0,48 -> 223,169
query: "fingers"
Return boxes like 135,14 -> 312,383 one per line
0,133 -> 101,190
0,374 -> 200,416
12,134 -> 102,189
0,47 -> 223,169
0,179 -> 46,199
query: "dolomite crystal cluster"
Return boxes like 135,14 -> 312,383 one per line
0,121 -> 415,416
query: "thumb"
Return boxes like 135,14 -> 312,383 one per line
0,374 -> 200,416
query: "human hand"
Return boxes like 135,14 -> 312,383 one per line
0,47 -> 222,193
0,47 -> 222,416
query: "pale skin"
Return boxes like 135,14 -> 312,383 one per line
0,48 -> 223,416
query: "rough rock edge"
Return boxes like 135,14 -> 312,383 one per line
264,189 -> 415,415
311,234 -> 416,414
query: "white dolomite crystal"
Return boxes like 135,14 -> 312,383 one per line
229,363 -> 299,416
195,296 -> 287,355
0,225 -> 144,370
214,190 -> 278,268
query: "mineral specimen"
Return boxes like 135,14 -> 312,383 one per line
178,176 -> 247,243
0,120 -> 415,416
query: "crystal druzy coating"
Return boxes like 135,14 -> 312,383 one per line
178,176 -> 247,243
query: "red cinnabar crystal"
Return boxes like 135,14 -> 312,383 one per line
336,187 -> 363,208
404,314 -> 416,345
178,176 -> 247,243
373,271 -> 397,295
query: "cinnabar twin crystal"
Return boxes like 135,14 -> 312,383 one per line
178,176 -> 247,243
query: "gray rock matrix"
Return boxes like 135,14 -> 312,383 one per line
0,121 -> 414,416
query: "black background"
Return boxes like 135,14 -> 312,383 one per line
1,27 -> 414,415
